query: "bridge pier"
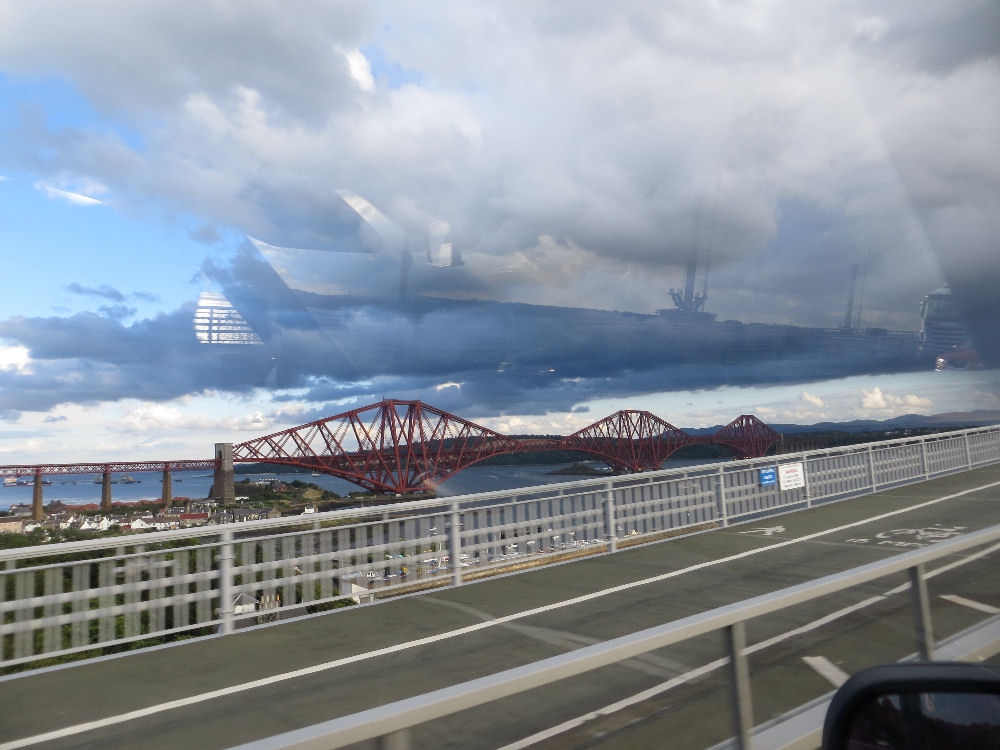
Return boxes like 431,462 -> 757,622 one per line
32,471 -> 44,520
161,466 -> 172,505
212,443 -> 235,504
101,471 -> 112,512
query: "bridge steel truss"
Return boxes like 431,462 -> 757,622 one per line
232,399 -> 782,493
0,459 -> 216,479
232,400 -> 526,493
1,423 -> 998,673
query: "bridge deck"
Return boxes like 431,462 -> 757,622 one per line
2,465 -> 999,750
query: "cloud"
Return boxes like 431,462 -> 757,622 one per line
860,386 -> 933,412
188,224 -> 222,245
34,180 -> 107,206
801,391 -> 825,408
340,47 -> 375,92
65,284 -> 158,316
115,402 -> 274,435
4,3 -> 993,330
0,1 -> 996,423
98,304 -> 137,320
35,182 -> 105,206
0,344 -> 31,373
0,282 -> 942,421
67,283 -> 126,302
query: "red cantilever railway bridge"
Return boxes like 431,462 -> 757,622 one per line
0,400 -> 781,495
231,399 -> 781,493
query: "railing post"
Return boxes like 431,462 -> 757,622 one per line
920,440 -> 929,480
802,458 -> 812,509
449,501 -> 463,586
867,446 -> 877,492
219,528 -> 235,635
964,433 -> 973,469
376,728 -> 411,750
909,564 -> 934,660
716,467 -> 728,527
728,621 -> 754,750
604,481 -> 617,553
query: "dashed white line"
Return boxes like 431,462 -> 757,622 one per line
496,539 -> 1000,750
3,477 -> 1000,750
802,656 -> 850,687
940,594 -> 1000,615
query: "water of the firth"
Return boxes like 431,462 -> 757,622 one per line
5,462 -> 725,511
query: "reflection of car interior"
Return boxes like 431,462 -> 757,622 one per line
823,662 -> 1000,749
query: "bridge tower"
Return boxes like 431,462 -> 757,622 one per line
212,443 -> 235,504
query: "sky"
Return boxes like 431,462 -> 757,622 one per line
0,1 -> 998,463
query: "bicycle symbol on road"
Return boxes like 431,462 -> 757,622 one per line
739,525 -> 785,536
845,525 -> 966,549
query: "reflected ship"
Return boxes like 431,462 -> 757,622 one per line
200,190 -> 936,391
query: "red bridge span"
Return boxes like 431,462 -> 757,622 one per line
232,399 -> 781,493
1,400 -> 781,501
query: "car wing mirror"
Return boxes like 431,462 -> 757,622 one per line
823,662 -> 1000,749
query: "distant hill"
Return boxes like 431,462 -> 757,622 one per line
685,410 -> 1000,435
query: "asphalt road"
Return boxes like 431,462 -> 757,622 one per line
2,464 -> 999,750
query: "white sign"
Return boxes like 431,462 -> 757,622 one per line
778,462 -> 805,491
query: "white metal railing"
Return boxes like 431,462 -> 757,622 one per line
2,424 -> 999,667
229,523 -> 1000,750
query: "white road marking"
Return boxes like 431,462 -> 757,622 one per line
3,477 -> 1000,750
940,594 -> 1000,614
498,540 -> 1000,750
802,656 -> 850,687
739,525 -> 785,536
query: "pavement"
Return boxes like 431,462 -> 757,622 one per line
1,463 -> 999,750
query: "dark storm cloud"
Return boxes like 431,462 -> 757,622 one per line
187,224 -> 222,245
66,284 -> 160,314
0,307 -> 276,410
854,1 -> 1000,74
848,1 -> 1000,364
98,304 -> 137,320
0,2 -> 373,123
0,239 -> 932,418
